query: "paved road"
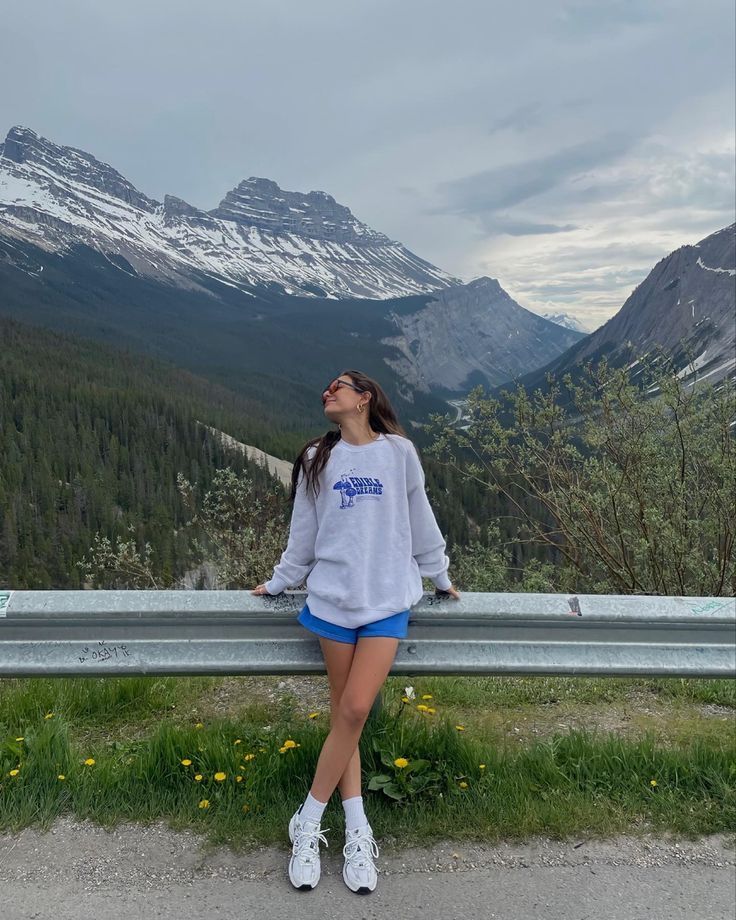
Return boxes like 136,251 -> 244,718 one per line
1,817 -> 734,920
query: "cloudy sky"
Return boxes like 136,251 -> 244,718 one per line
3,0 -> 734,328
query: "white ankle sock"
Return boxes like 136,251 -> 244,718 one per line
299,791 -> 327,825
342,795 -> 368,832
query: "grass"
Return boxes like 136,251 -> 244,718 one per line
381,675 -> 736,708
0,675 -> 734,849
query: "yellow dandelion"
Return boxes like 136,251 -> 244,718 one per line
394,757 -> 410,769
244,753 -> 256,761
416,704 -> 429,712
308,712 -> 319,719
194,774 -> 203,782
282,739 -> 297,749
455,725 -> 465,732
214,772 -> 227,782
234,739 -> 242,745
180,759 -> 192,766
9,769 -> 19,776
650,779 -> 658,787
458,781 -> 468,789
479,764 -> 486,770
57,774 -> 66,781
198,799 -> 210,809
236,775 -> 243,783
84,758 -> 96,766
278,746 -> 287,753
426,707 -> 436,714
195,722 -> 204,730
401,696 -> 410,704
421,694 -> 433,700
44,713 -> 55,720
15,737 -> 24,742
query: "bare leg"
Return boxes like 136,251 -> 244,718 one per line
318,636 -> 362,800
309,636 -> 399,803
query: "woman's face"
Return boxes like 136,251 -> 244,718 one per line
322,375 -> 366,417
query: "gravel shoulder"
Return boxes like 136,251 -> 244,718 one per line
1,817 -> 734,920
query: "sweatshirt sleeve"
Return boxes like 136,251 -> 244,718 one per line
264,450 -> 318,595
405,443 -> 452,591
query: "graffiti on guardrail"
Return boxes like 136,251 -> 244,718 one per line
0,590 -> 13,617
689,600 -> 735,615
78,640 -> 131,664
567,596 -> 583,617
263,593 -> 302,610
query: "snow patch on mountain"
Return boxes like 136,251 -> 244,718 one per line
541,311 -> 590,333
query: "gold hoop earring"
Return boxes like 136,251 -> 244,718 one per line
358,404 -> 365,413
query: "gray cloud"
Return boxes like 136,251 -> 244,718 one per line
552,0 -> 664,34
434,133 -> 635,222
488,103 -> 544,135
559,148 -> 735,212
485,217 -> 578,236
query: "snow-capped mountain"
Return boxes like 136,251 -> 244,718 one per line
0,125 -> 458,300
541,311 -> 589,334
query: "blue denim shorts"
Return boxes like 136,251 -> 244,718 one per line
297,603 -> 410,645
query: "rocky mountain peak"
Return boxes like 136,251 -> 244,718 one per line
2,125 -> 40,163
2,125 -> 158,213
541,311 -> 589,333
466,276 -> 503,295
382,278 -> 585,391
162,194 -> 208,220
209,176 -> 390,244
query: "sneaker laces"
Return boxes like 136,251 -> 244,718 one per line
293,822 -> 330,863
343,828 -> 379,866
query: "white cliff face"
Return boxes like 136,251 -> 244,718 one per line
196,422 -> 293,489
381,277 -> 585,391
0,126 -> 458,300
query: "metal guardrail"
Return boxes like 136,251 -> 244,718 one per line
0,590 -> 734,679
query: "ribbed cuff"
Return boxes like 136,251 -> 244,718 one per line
264,577 -> 287,595
432,572 -> 452,591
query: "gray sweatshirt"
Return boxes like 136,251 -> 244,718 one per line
264,433 -> 452,627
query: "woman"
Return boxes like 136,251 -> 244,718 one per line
251,369 -> 460,894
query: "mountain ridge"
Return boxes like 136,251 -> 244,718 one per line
0,125 -> 459,300
0,123 -> 589,402
382,276 -> 585,392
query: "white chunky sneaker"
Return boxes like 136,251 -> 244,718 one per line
288,805 -> 329,890
342,823 -> 379,894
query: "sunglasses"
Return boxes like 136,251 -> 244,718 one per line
323,378 -> 365,398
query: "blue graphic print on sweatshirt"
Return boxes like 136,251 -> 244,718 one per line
332,470 -> 384,508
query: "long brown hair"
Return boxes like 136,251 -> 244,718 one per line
289,369 -> 408,502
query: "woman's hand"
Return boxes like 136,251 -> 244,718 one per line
435,585 -> 461,600
251,584 -> 272,596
